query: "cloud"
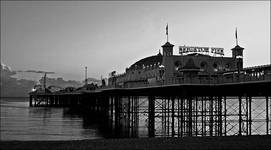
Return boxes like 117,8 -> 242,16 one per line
1,63 -> 36,97
39,77 -> 82,88
17,70 -> 55,74
1,63 -> 16,77
1,63 -> 101,97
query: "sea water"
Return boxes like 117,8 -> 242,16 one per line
0,97 -> 104,141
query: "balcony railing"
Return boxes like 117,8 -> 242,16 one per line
104,73 -> 271,89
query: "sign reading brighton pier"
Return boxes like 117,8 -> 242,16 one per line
179,46 -> 224,56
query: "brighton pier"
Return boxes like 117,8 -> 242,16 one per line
29,32 -> 271,138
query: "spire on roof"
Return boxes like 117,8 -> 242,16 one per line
158,49 -> 162,56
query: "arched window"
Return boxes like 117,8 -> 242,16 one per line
200,61 -> 208,68
200,61 -> 208,71
213,63 -> 218,68
174,61 -> 182,70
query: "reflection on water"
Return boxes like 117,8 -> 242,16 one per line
0,97 -> 105,141
2,97 -> 267,141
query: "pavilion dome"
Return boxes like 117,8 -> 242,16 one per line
129,53 -> 163,70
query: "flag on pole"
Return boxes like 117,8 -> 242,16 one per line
235,27 -> 238,40
235,27 -> 238,45
166,24 -> 168,35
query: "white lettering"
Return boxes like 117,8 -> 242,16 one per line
179,46 -> 223,55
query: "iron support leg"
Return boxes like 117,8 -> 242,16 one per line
148,96 -> 155,137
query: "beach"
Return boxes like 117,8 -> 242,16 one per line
1,135 -> 271,150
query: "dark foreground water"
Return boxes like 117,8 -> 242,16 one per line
0,97 -> 104,141
1,97 -> 268,141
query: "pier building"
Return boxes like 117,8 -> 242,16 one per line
29,27 -> 271,139
108,36 -> 245,88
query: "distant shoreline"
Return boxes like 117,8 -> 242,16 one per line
1,135 -> 271,150
0,97 -> 29,102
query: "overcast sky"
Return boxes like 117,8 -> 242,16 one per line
1,1 -> 270,81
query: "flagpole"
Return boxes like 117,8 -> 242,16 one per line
166,24 -> 168,42
235,27 -> 238,45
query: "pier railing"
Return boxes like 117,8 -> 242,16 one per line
166,73 -> 271,85
105,73 -> 271,89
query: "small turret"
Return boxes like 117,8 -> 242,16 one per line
231,45 -> 244,71
231,28 -> 244,70
162,24 -> 174,56
162,42 -> 174,56
231,45 -> 244,59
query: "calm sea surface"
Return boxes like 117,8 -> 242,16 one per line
0,97 -> 104,141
